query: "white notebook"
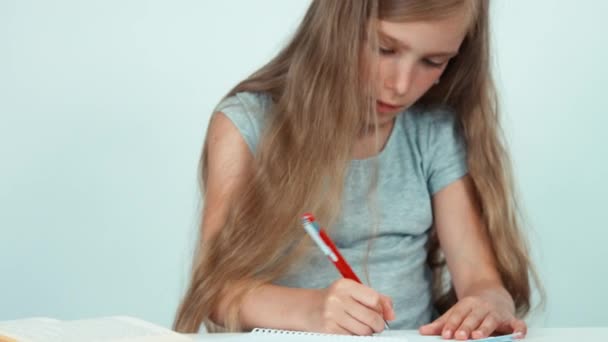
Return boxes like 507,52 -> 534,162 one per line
0,316 -> 192,342
244,328 -> 407,341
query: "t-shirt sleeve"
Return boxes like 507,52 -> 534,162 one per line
420,109 -> 468,195
213,92 -> 266,153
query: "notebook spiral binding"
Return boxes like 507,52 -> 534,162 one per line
251,328 -> 388,338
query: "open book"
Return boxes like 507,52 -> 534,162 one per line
0,316 -> 193,342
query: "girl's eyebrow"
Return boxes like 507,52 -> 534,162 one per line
379,31 -> 459,58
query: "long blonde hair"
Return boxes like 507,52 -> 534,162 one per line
174,0 -> 541,333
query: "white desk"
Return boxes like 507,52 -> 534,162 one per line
189,328 -> 608,341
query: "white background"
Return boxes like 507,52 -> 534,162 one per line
1,0 -> 606,328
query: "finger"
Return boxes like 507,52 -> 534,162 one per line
380,295 -> 395,321
344,297 -> 386,334
454,308 -> 490,340
471,314 -> 499,340
442,306 -> 473,340
495,317 -> 527,336
509,319 -> 527,338
334,306 -> 375,336
324,323 -> 352,335
419,311 -> 450,336
348,283 -> 384,313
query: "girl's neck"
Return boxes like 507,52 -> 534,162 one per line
352,118 -> 396,160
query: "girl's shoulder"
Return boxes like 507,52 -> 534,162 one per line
401,105 -> 467,194
213,91 -> 272,153
402,104 -> 459,133
400,104 -> 462,148
214,91 -> 272,119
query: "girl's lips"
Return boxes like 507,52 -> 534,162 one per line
376,100 -> 402,113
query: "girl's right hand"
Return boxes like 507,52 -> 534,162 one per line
306,278 -> 395,335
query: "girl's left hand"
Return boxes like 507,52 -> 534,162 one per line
418,295 -> 527,340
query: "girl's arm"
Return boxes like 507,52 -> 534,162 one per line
222,280 -> 393,334
202,113 -> 393,334
419,175 -> 526,340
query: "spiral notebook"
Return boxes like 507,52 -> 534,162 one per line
245,328 -> 407,341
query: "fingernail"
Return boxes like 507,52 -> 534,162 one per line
456,330 -> 467,339
443,329 -> 452,338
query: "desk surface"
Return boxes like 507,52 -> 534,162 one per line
189,328 -> 608,342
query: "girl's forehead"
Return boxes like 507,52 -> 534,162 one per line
377,18 -> 467,55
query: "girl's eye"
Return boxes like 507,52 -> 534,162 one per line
422,59 -> 446,68
379,47 -> 396,55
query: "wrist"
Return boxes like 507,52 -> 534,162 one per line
240,284 -> 322,332
294,288 -> 324,332
462,281 -> 515,314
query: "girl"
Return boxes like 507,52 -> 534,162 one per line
174,1 -> 541,339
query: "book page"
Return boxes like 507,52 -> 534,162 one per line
0,316 -> 192,342
0,318 -> 61,342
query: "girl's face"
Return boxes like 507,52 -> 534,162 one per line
369,13 -> 469,124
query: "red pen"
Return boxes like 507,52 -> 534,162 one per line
301,213 -> 391,329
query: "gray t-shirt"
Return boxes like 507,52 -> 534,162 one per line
215,91 -> 468,329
